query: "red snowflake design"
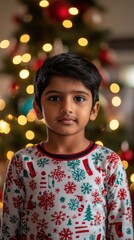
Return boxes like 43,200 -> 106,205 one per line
52,158 -> 62,164
64,181 -> 76,194
31,212 -> 39,223
117,188 -> 127,200
125,207 -> 132,222
59,228 -> 73,240
29,179 -> 37,190
92,190 -> 102,205
94,211 -> 102,225
107,152 -> 119,169
95,177 -> 101,185
13,196 -> 23,208
50,166 -> 66,182
14,178 -> 24,189
14,158 -> 24,171
107,174 -> 116,186
108,200 -> 117,211
37,219 -> 48,231
38,190 -> 55,211
3,203 -> 9,215
51,211 -> 66,225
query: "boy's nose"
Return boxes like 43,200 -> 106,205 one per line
60,99 -> 73,114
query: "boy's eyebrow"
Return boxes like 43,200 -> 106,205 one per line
45,90 -> 90,96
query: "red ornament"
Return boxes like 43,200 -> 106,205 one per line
119,149 -> 133,161
31,58 -> 45,72
44,0 -> 70,22
99,48 -> 117,66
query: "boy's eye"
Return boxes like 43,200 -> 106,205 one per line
74,96 -> 85,102
48,96 -> 61,101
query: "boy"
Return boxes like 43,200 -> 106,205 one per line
1,53 -> 133,239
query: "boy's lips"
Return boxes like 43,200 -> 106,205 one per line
57,116 -> 77,124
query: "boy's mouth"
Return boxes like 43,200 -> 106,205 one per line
57,116 -> 77,125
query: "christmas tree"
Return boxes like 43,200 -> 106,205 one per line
0,0 -> 134,209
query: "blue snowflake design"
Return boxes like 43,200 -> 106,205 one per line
91,152 -> 103,165
81,182 -> 92,194
68,198 -> 79,211
115,171 -> 123,185
126,228 -> 131,235
10,215 -> 18,223
67,160 -> 80,170
37,158 -> 49,167
72,168 -> 86,181
89,235 -> 95,240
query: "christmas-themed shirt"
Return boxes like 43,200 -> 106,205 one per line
1,141 -> 133,240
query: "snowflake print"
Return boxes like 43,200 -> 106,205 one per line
51,211 -> 66,225
115,171 -> 123,185
64,182 -> 76,194
37,219 -> 48,231
108,200 -> 117,211
117,188 -> 127,200
125,207 -> 132,222
37,158 -> 49,167
91,152 -> 103,165
68,198 -> 79,211
50,166 -> 66,182
67,160 -> 80,169
59,228 -> 73,240
10,215 -> 18,223
107,174 -> 116,186
95,177 -> 101,185
89,235 -> 95,240
72,168 -> 86,181
81,182 -> 92,194
31,212 -> 39,223
38,191 -> 55,211
94,211 -> 102,225
13,196 -> 23,208
107,152 -> 119,168
14,156 -> 24,171
52,159 -> 62,164
92,190 -> 102,205
14,178 -> 24,189
29,179 -> 37,190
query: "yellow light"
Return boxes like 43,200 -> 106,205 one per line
25,130 -> 35,140
19,69 -> 30,79
12,55 -> 22,64
39,0 -> 49,7
62,20 -> 73,28
110,83 -> 120,93
78,38 -> 88,47
69,7 -> 79,15
130,173 -> 134,183
22,53 -> 31,63
130,182 -> 134,191
7,114 -> 14,120
7,151 -> 14,160
42,43 -> 52,52
26,85 -> 34,94
27,111 -> 36,122
26,143 -> 34,147
0,99 -> 6,111
20,34 -> 30,43
112,96 -> 121,107
122,160 -> 128,170
0,120 -> 10,134
95,140 -> 103,146
0,202 -> 3,209
18,115 -> 27,125
109,119 -> 119,130
0,39 -> 10,49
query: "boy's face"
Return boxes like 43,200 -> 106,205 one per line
33,76 -> 100,137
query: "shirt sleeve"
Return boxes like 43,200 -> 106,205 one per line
1,154 -> 25,240
106,152 -> 133,239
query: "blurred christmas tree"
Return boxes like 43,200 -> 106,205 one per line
0,0 -> 134,204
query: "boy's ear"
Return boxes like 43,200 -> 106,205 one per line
89,101 -> 100,121
33,101 -> 43,120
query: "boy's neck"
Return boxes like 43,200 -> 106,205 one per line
43,134 -> 90,155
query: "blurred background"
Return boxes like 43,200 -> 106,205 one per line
0,0 -> 134,224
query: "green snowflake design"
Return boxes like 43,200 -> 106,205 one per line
81,182 -> 92,194
67,160 -> 80,170
68,198 -> 79,211
37,158 -> 49,167
91,152 -> 103,165
72,168 -> 86,181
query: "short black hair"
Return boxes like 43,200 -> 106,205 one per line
34,53 -> 102,109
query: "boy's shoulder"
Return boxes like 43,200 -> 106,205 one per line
13,142 -> 42,158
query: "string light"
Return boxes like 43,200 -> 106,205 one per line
111,96 -> 121,107
78,38 -> 88,47
69,7 -> 79,15
12,55 -> 22,64
39,0 -> 49,8
130,173 -> 134,183
17,115 -> 27,125
62,20 -> 73,28
7,151 -> 14,160
0,39 -> 10,49
26,85 -> 34,94
27,111 -> 36,122
95,140 -> 103,146
122,160 -> 128,170
0,120 -> 10,134
19,69 -> 30,79
25,130 -> 35,140
110,83 -> 120,93
20,34 -> 30,43
42,43 -> 52,52
109,119 -> 119,130
22,53 -> 31,63
0,99 -> 6,111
